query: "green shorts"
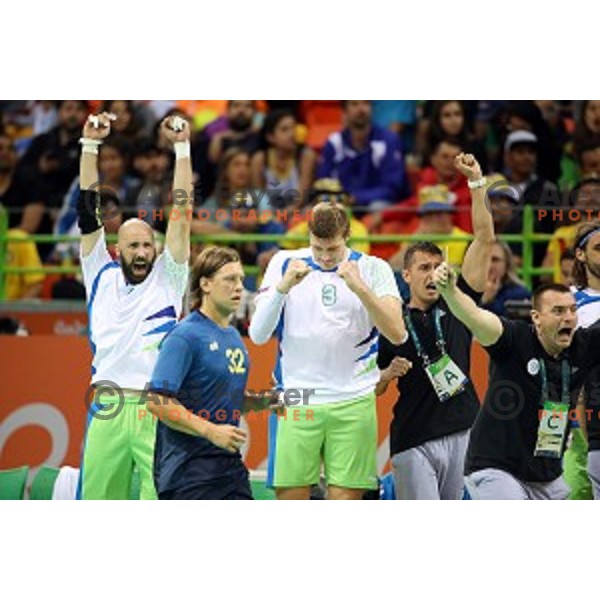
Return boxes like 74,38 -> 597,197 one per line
563,427 -> 593,500
78,399 -> 157,500
267,392 -> 378,490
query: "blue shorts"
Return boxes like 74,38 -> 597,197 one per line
158,472 -> 252,500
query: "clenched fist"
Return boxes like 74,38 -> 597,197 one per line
433,261 -> 456,293
160,115 -> 191,145
337,260 -> 366,295
454,153 -> 482,182
82,112 -> 115,140
276,260 -> 312,294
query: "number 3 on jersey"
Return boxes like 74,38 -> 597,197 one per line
226,348 -> 246,374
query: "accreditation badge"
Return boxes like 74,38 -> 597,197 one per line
424,353 -> 468,402
534,401 -> 569,459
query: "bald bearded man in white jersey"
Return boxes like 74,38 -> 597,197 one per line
76,112 -> 192,499
250,202 -> 405,499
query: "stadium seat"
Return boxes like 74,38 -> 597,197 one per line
300,100 -> 343,150
250,477 -> 276,500
0,466 -> 29,500
30,466 -> 60,500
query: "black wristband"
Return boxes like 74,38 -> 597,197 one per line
77,189 -> 102,234
77,188 -> 121,233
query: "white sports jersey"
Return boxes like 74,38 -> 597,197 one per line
256,247 -> 400,404
81,230 -> 188,389
572,286 -> 600,329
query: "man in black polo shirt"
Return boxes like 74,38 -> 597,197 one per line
434,264 -> 600,500
376,153 -> 494,499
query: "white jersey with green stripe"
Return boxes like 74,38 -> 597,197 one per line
257,247 -> 400,404
81,230 -> 189,390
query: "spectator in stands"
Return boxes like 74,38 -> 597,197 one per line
415,137 -> 472,231
574,100 -> 600,149
196,147 -> 286,282
561,139 -> 600,192
201,147 -> 252,218
4,228 -> 45,300
559,248 -> 576,286
535,101 -> 571,151
481,240 -> 531,316
19,100 -> 88,207
0,133 -> 44,233
17,101 -> 89,258
208,101 -> 260,165
250,109 -> 316,209
126,140 -> 172,231
31,101 -> 58,137
191,101 -> 259,200
388,184 -> 469,272
315,100 -> 407,212
497,101 -> 562,183
485,173 -> 520,235
371,101 -> 418,153
101,101 -> 145,145
541,177 -> 600,281
502,130 -> 559,266
54,136 -> 133,260
423,101 -> 488,172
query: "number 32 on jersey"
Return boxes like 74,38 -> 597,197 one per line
226,348 -> 246,374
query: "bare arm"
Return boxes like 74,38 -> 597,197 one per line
243,389 -> 279,413
298,147 -> 316,205
20,281 -> 43,299
146,394 -> 246,452
433,262 -> 503,347
455,153 -> 495,293
18,203 -> 44,234
355,291 -> 405,345
250,151 -> 267,189
163,117 -> 193,264
208,132 -> 226,164
337,260 -> 406,345
79,113 -> 113,257
375,357 -> 412,396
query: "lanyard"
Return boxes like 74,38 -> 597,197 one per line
404,305 -> 445,366
539,358 -> 571,406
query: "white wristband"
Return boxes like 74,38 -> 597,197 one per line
174,141 -> 191,160
467,177 -> 487,190
79,137 -> 103,156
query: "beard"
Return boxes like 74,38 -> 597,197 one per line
121,255 -> 155,284
587,260 -> 600,283
61,116 -> 83,134
229,115 -> 252,132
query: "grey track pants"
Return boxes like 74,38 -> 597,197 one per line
391,430 -> 470,500
465,468 -> 570,500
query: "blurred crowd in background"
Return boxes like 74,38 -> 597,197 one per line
1,100 -> 599,323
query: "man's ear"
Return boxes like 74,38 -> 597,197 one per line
200,276 -> 211,295
402,269 -> 410,284
575,247 -> 586,263
530,309 -> 540,327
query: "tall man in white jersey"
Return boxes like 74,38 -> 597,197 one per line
249,202 -> 405,500
77,112 -> 192,499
